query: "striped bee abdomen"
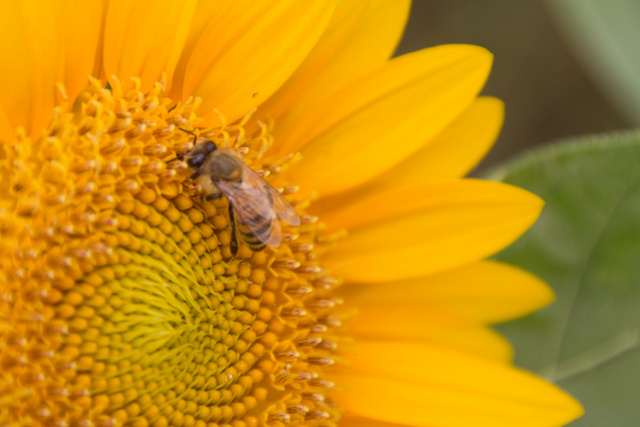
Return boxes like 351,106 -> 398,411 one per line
236,212 -> 272,251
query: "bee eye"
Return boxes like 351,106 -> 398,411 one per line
205,141 -> 217,153
188,152 -> 205,168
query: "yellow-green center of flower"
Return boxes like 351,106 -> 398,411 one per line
0,78 -> 343,427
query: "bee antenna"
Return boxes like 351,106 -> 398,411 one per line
178,127 -> 198,146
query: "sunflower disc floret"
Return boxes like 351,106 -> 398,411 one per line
0,78 -> 343,427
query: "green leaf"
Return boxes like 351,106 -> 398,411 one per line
490,132 -> 640,427
545,0 -> 640,125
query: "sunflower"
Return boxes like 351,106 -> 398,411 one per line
0,1 -> 582,427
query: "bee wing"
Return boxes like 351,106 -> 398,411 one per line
216,163 -> 298,248
270,186 -> 301,226
237,162 -> 300,226
216,177 -> 278,247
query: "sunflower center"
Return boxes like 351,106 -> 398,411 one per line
0,79 -> 343,426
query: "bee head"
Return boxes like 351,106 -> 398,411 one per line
205,141 -> 217,153
187,152 -> 206,169
186,140 -> 218,169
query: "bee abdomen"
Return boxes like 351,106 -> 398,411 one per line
245,240 -> 267,251
237,218 -> 270,251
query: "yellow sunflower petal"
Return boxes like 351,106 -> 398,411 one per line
372,96 -> 504,188
0,0 -> 102,142
287,44 -> 493,197
332,341 -> 583,427
60,1 -> 105,107
322,180 -> 543,282
103,0 -> 197,92
167,0 -> 225,99
341,260 -> 554,323
0,1 -> 60,140
259,0 -> 411,139
341,414 -> 412,427
348,306 -> 513,362
182,0 -> 336,127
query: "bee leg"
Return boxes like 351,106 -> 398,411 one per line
228,204 -> 239,256
166,153 -> 185,163
190,169 -> 203,180
204,193 -> 221,201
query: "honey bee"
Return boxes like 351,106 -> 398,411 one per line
175,129 -> 300,255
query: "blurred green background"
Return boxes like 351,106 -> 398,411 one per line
395,1 -> 630,169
